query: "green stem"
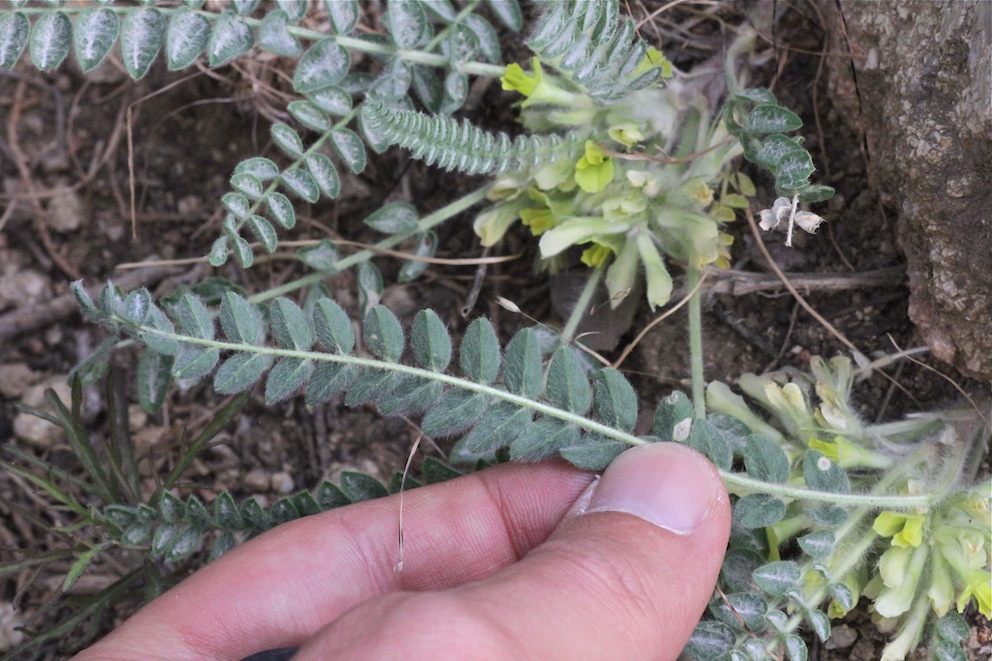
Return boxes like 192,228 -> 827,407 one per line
559,264 -> 605,347
686,265 -> 706,419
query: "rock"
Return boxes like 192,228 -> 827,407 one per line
0,602 -> 25,652
270,471 -> 295,495
825,1 -> 992,380
0,363 -> 42,399
0,269 -> 49,310
45,187 -> 84,233
13,375 -> 71,448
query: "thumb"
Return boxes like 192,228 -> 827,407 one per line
300,442 -> 730,660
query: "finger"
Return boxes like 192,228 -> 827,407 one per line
72,460 -> 594,661
295,443 -> 731,661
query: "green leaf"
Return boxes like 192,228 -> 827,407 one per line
306,363 -> 357,405
421,457 -> 461,484
292,491 -> 321,516
69,336 -> 115,386
386,0 -> 431,49
806,503 -> 848,526
440,70 -> 468,114
328,0 -> 360,33
306,153 -> 340,198
222,192 -> 250,219
137,349 -> 173,413
687,418 -> 732,470
784,635 -> 808,661
208,11 -> 253,66
0,12 -> 29,69
343,370 -> 399,408
258,9 -> 300,56
235,157 -> 280,180
232,0 -> 260,15
231,172 -> 264,199
707,413 -> 753,456
213,352 -> 270,394
63,543 -> 108,592
510,417 -> 579,462
545,348 -> 591,414
710,592 -> 768,633
933,641 -> 967,661
357,261 -> 383,314
219,292 -> 263,345
734,493 -> 786,528
270,298 -> 312,350
420,0 -> 456,21
247,214 -> 277,253
241,498 -> 270,534
214,491 -> 243,529
30,11 -> 72,71
122,288 -> 152,324
120,8 -> 166,79
591,367 -> 637,431
74,7 -> 119,73
330,129 -> 366,174
464,14 -> 501,63
280,167 -> 320,203
442,25 -> 478,64
185,495 -> 211,528
797,184 -> 834,203
266,192 -> 296,229
175,292 -> 214,340
743,434 -> 790,484
167,527 -> 202,563
207,236 -> 229,267
317,480 -> 350,509
411,66 -> 442,112
753,134 -> 805,170
166,7 -> 210,70
560,433 -> 625,470
748,104 -> 803,133
271,122 -> 305,158
159,492 -> 184,523
422,390 -> 490,438
210,532 -> 236,560
684,621 -> 735,660
736,88 -> 777,105
458,403 -> 531,455
935,612 -> 971,643
369,57 -> 412,100
797,530 -> 834,560
363,305 -> 404,362
265,357 -> 313,403
652,391 -> 694,441
173,346 -> 219,381
460,318 -> 500,385
397,231 -> 436,283
313,298 -> 354,353
502,328 -> 542,398
298,239 -> 338,271
340,471 -> 388,502
280,0 -> 308,22
802,451 -> 849,493
776,151 -> 816,191
485,0 -> 523,31
294,38 -> 350,93
288,99 -> 330,132
364,202 -> 418,234
377,377 -> 443,416
121,521 -> 151,546
752,561 -> 801,597
806,608 -> 830,642
308,85 -> 352,116
411,309 -> 451,372
721,548 -> 764,593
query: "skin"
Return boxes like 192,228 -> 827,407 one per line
73,444 -> 730,661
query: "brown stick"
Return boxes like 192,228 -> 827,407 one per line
0,265 -> 178,344
701,265 -> 905,296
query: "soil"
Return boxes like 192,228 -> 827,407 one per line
0,1 -> 988,660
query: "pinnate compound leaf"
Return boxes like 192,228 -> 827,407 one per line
235,157 -> 280,180
687,418 -> 732,470
213,352 -> 271,394
684,621 -> 735,660
288,100 -> 330,132
331,129 -> 367,174
710,592 -> 768,633
137,350 -> 173,414
265,357 -> 313,403
0,12 -> 29,69
258,9 -> 300,56
308,85 -> 352,116
266,192 -> 296,229
271,123 -> 305,158
560,433 -> 625,471
363,305 -> 404,362
247,215 -> 277,253
421,390 -> 490,438
545,348 -> 591,414
743,434 -> 790,484
30,11 -> 72,71
219,292 -> 263,345
74,7 -> 119,72
340,471 -> 388,502
166,8 -> 210,70
175,293 -> 214,340
280,167 -> 319,203
734,493 -> 786,529
305,154 -> 340,198
364,202 -> 418,234
503,328 -> 542,397
652,391 -> 693,441
208,11 -> 253,66
386,0 -> 431,49
748,104 -> 803,134
313,298 -> 354,353
270,298 -> 312,350
798,531 -> 834,560
802,451 -> 849,493
752,561 -> 801,597
411,309 -> 451,372
377,378 -> 443,416
306,363 -> 356,405
345,370 -> 405,407
294,39 -> 350,93
457,403 -> 531,455
591,368 -> 637,431
460,318 -> 500,384
510,417 -> 579,462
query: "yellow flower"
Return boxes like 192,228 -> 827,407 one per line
873,511 -> 927,548
501,57 -> 575,108
631,46 -> 674,79
607,122 -> 645,148
519,207 -> 555,236
957,569 -> 992,618
574,141 -> 615,193
581,243 -> 613,267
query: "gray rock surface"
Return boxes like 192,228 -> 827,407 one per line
826,0 -> 992,380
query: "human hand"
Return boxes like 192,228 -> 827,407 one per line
72,442 -> 730,661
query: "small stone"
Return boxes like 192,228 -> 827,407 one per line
0,363 -> 42,399
13,376 -> 71,448
270,471 -> 295,495
244,468 -> 271,492
0,602 -> 25,652
0,269 -> 49,310
825,623 -> 858,650
45,188 -> 84,233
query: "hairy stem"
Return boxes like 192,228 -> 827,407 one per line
687,265 -> 706,418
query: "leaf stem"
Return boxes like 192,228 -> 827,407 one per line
687,265 -> 706,419
559,264 -> 605,347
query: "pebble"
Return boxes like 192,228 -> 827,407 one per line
270,471 -> 295,495
45,187 -> 84,233
0,269 -> 48,310
825,623 -> 858,649
0,363 -> 42,399
0,602 -> 25,652
13,375 -> 71,448
244,468 -> 271,492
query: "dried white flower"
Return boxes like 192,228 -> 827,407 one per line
757,195 -> 825,246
